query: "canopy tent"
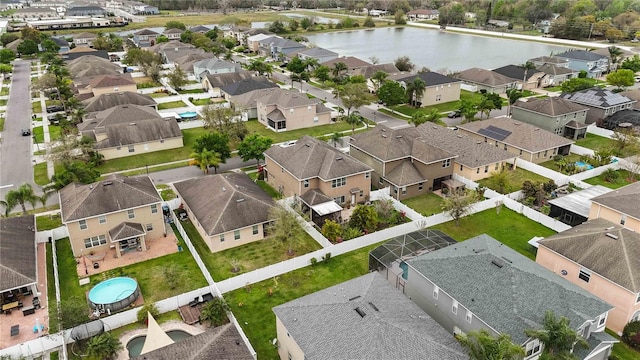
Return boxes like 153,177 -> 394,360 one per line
311,201 -> 343,216
140,312 -> 175,355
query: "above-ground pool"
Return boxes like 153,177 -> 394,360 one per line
179,111 -> 197,119
127,330 -> 192,358
88,277 -> 139,313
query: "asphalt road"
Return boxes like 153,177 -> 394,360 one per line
148,156 -> 256,185
0,60 -> 35,201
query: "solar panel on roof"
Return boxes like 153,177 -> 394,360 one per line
478,125 -> 512,141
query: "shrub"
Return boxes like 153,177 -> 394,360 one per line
622,320 -> 640,351
322,252 -> 331,263
200,297 -> 230,327
603,168 -> 620,182
310,257 -> 317,266
137,303 -> 159,324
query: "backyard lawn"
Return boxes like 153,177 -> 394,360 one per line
479,167 -> 550,193
178,89 -> 205,94
180,218 -> 322,281
225,241 -> 382,360
430,208 -> 556,260
191,98 -> 211,106
539,153 -> 581,173
388,90 -> 498,117
401,192 -> 444,216
0,118 -> 4,132
574,133 -> 631,155
157,100 -> 187,110
245,119 -> 354,143
606,329 -> 640,360
584,169 -> 637,189
247,171 -> 280,198
149,92 -> 170,98
36,213 -> 62,231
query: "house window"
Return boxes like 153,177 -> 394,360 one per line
333,196 -> 345,204
460,165 -> 463,171
220,234 -> 224,242
128,145 -> 135,153
151,204 -> 158,213
503,144 -> 507,151
418,183 -> 424,191
84,235 -> 106,248
598,314 -> 607,326
435,95 -> 441,102
379,177 -> 383,185
621,214 -> 626,225
359,190 -> 363,197
128,209 -> 135,219
525,339 -> 542,357
253,225 -> 259,235
442,159 -> 451,168
519,149 -> 523,155
484,137 -> 487,143
365,172 -> 370,179
234,230 -> 241,240
466,310 -> 472,323
98,216 -> 106,224
303,179 -> 309,188
476,168 -> 480,174
433,286 -> 439,299
79,220 -> 87,230
495,163 -> 499,170
146,223 -> 153,231
578,268 -> 591,283
452,301 -> 458,315
332,177 -> 346,188
313,116 -> 318,123
544,150 -> 548,157
484,166 -> 489,173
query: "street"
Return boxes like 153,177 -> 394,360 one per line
0,60 -> 35,202
147,156 -> 256,185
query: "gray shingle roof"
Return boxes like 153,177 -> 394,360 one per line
189,25 -> 211,33
408,234 -> 613,344
273,272 -> 468,360
349,63 -> 400,79
536,63 -> 576,76
193,58 -> 237,71
539,218 -> 640,292
68,55 -> 122,78
81,104 -> 165,130
93,118 -> 182,149
82,92 -> 156,113
0,216 -> 36,292
173,173 -> 275,236
458,117 -> 574,152
295,46 -> 338,58
385,159 -> 425,186
255,88 -> 325,109
148,40 -> 195,53
72,32 -> 98,40
265,135 -> 372,181
513,97 -> 589,116
135,28 -> 159,35
108,222 -> 145,241
547,185 -> 611,218
529,56 -> 569,65
204,71 -> 253,88
560,88 -> 635,109
395,71 -> 462,87
590,181 -> 640,219
60,175 -> 161,222
220,77 -> 277,96
492,65 -> 537,81
321,56 -> 371,68
555,50 -> 607,62
299,189 -> 333,206
456,68 -> 515,86
88,73 -> 136,88
162,47 -> 208,64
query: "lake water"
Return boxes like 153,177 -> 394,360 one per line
305,27 -> 574,72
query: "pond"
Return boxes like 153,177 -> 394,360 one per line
304,27 -> 574,72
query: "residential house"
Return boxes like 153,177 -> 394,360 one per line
11,7 -> 59,21
560,88 -> 636,125
59,174 -> 165,258
246,33 -> 273,52
535,63 -> 579,87
350,125 -> 515,199
621,89 -> 640,111
51,37 -> 70,53
193,58 -> 241,82
457,117 -> 574,163
321,56 -> 371,73
273,273 -> 467,360
159,47 -> 209,68
256,89 -> 332,131
0,216 -> 38,300
201,71 -> 254,97
67,5 -> 106,17
226,87 -> 281,119
405,234 -> 616,360
128,2 -> 159,15
148,40 -> 195,55
67,55 -> 121,78
223,25 -> 249,44
392,72 -> 462,107
258,36 -> 306,59
350,63 -> 400,92
511,97 -> 590,139
591,47 -> 634,71
62,47 -> 109,61
78,105 -> 183,160
601,109 -> 640,132
529,55 -> 570,68
220,77 -> 278,104
188,25 -> 210,34
589,182 -> 640,232
548,185 -> 611,226
264,135 -> 371,223
74,73 -> 137,98
455,67 -> 517,93
537,218 -> 640,335
82,91 -> 156,113
72,32 -> 98,47
133,28 -> 160,47
492,64 -> 549,90
162,27 -> 183,40
289,47 -> 338,64
553,50 -> 609,78
406,9 -> 439,20
173,173 -> 275,253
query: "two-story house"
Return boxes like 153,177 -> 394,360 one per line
192,58 -> 241,82
535,63 -> 579,87
246,33 -> 274,53
256,89 -> 332,131
288,47 -> 338,64
82,92 -> 157,113
457,117 -> 574,164
74,73 -> 137,98
405,234 -> 617,360
537,218 -> 640,335
553,50 -> 609,78
511,97 -> 590,139
391,72 -> 462,107
455,67 -> 517,94
162,28 -> 183,40
589,182 -> 640,232
0,216 -> 39,303
560,88 -> 636,125
492,64 -> 549,90
257,36 -> 306,59
173,173 -> 275,253
133,29 -> 160,47
72,32 -> 98,47
60,175 -> 165,258
67,5 -> 106,17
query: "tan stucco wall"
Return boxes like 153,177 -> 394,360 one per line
455,162 -> 504,182
457,129 -> 558,164
536,246 -> 640,334
99,137 -> 183,160
421,82 -> 460,107
91,83 -> 137,97
66,203 -> 165,257
349,147 -> 384,174
257,101 -> 332,131
589,204 -> 640,232
276,316 -> 306,360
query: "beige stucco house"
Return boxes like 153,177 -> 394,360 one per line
588,182 -> 640,232
391,72 -> 462,107
59,175 -> 165,258
256,89 -> 332,132
201,71 -> 254,97
537,218 -> 640,335
75,74 -> 137,98
173,173 -> 275,253
455,67 -> 517,94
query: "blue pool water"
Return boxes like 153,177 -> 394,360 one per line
575,161 -> 594,170
179,111 -> 197,119
88,277 -> 137,304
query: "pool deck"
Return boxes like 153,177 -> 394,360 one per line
116,320 -> 205,360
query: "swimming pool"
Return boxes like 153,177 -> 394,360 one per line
179,111 -> 197,119
127,330 -> 192,357
88,277 -> 139,313
575,161 -> 594,170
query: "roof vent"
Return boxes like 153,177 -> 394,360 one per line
534,128 -> 540,131
396,135 -> 402,138
381,134 -> 387,138
368,302 -> 380,312
605,226 -> 615,230
237,198 -> 245,203
381,128 -> 386,132
476,141 -> 482,144
605,233 -> 618,240
102,181 -> 113,186
491,259 -> 504,268
354,307 -> 366,318
336,157 -> 343,161
513,122 -> 520,125
457,135 -> 463,138
130,122 -> 136,125
222,187 -> 226,192
305,144 -> 310,147
348,295 -> 361,301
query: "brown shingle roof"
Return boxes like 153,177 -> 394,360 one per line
539,218 -> 640,292
108,222 -> 145,241
173,173 -> 275,237
320,56 -> 371,69
513,97 -> 589,116
81,104 -> 163,130
82,92 -> 156,113
536,63 -> 576,76
385,160 -> 425,186
204,71 -> 253,88
60,175 -> 161,222
93,118 -> 182,149
88,73 -> 136,88
0,216 -> 36,291
456,67 -> 515,86
72,32 -> 98,40
591,182 -> 640,219
68,55 -> 121,78
255,89 -> 327,110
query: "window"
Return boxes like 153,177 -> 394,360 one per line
151,204 -> 158,213
359,190 -> 363,197
579,268 -> 591,283
332,177 -> 346,188
127,209 -> 135,219
435,95 -> 441,102
98,216 -> 106,224
333,195 -> 345,204
442,159 -> 451,168
79,220 -> 87,230
418,183 -> 424,191
234,230 -> 241,240
433,287 -> 439,299
484,166 -> 489,173
621,214 -> 627,225
519,149 -> 523,155
636,293 -> 640,304
544,150 -> 548,157
460,165 -> 463,171
452,301 -> 458,315
401,187 -> 407,195
598,314 -> 607,326
365,172 -> 370,179
313,116 -> 318,123
303,179 -> 309,188
84,235 -> 106,248
484,137 -> 487,143
466,310 -> 472,323
525,339 -> 541,357
476,168 -> 480,174
128,145 -> 135,153
495,163 -> 499,170
146,223 -> 153,231
220,234 -> 225,242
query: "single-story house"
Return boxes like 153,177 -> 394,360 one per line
535,63 -> 579,87
320,56 -> 371,73
202,71 -> 254,97
193,58 -> 241,82
61,47 -> 109,62
455,67 -> 517,93
68,55 -> 121,79
391,71 -> 462,107
288,47 -> 338,64
75,73 -> 137,98
133,28 -> 160,47
220,77 -> 278,102
0,216 -> 38,299
71,31 -> 98,47
511,97 -> 590,140
162,27 -> 183,40
492,64 -> 549,90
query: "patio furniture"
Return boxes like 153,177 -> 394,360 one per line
2,301 -> 19,311
10,325 -> 19,336
32,297 -> 40,309
22,306 -> 35,316
33,325 -> 44,333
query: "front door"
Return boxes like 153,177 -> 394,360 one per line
351,193 -> 356,205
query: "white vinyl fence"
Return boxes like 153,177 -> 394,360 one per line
502,197 -> 571,233
587,125 -> 615,138
570,144 -> 595,156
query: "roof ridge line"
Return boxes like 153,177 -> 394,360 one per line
617,231 -> 638,292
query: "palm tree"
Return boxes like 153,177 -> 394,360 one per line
608,46 -> 623,71
405,77 -> 426,107
200,297 -> 230,327
3,184 -> 38,215
343,111 -> 363,134
457,329 -> 525,360
521,61 -> 536,90
506,89 -> 524,117
371,70 -> 388,92
303,57 -> 319,72
524,310 -> 589,359
330,132 -> 342,148
409,109 -> 446,127
460,99 -> 479,123
190,148 -> 221,174
0,200 -> 10,217
331,62 -> 348,80
476,96 -> 493,119
86,332 -> 122,360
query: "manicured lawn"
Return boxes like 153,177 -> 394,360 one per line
430,208 -> 556,260
245,119 -> 354,143
247,172 -> 280,198
479,167 -> 550,193
120,12 -> 287,30
181,217 -> 322,281
0,118 -> 4,132
45,99 -> 61,106
584,169 -> 637,189
34,162 -> 50,185
120,161 -> 191,176
225,241 -> 382,360
157,100 -> 187,110
575,133 -> 616,152
32,101 -> 42,113
46,243 -> 58,332
32,125 -> 61,143
36,213 -> 62,231
401,192 -> 444,216
606,329 -> 640,360
178,88 -> 205,94
0,99 -> 7,106
191,98 -> 211,106
389,90 -> 494,116
1,86 -> 9,95
539,153 -> 581,173
156,184 -> 176,201
149,92 -> 170,98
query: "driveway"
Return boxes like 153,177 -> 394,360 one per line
0,60 -> 35,202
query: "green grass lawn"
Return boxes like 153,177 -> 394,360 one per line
389,90 -> 492,116
46,243 -> 58,331
430,208 -> 556,260
36,213 -> 62,231
584,169 -> 637,189
191,98 -> 211,106
149,92 -> 170,98
32,101 -> 42,113
247,172 -> 280,198
479,167 -> 550,193
120,161 -> 191,177
575,133 -> 617,152
245,119 -> 354,143
32,125 -> 61,143
1,86 -> 9,95
179,89 -> 205,94
0,98 -> 7,106
180,217 -> 322,281
0,118 -> 4,132
539,153 -> 581,173
34,162 -> 50,185
157,100 -> 187,110
401,192 -> 444,216
606,329 -> 640,360
45,99 -> 61,106
225,241 -> 382,360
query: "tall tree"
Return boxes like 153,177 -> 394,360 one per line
524,310 -> 589,359
377,81 -> 407,109
371,70 -> 388,92
506,89 -> 524,116
343,111 -> 364,134
269,205 -> 305,255
166,66 -> 187,90
165,20 -> 186,30
608,46 -> 623,70
331,62 -> 348,81
190,148 -> 221,174
193,132 -> 231,164
457,329 -> 525,360
0,49 -> 15,64
410,109 -> 445,127
606,69 -> 634,90
201,105 -> 247,141
313,65 -> 330,84
339,83 -> 373,116
237,134 -> 273,165
3,183 -> 38,215
48,161 -> 100,191
247,59 -> 273,76
394,55 -> 415,72
405,77 -> 426,107
349,204 -> 378,233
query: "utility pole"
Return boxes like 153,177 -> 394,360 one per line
588,23 -> 594,41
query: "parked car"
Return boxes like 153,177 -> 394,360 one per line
46,105 -> 64,113
21,128 -> 31,136
448,110 -> 461,118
